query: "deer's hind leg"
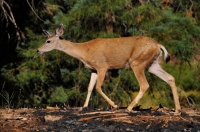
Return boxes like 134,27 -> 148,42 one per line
148,61 -> 181,114
127,63 -> 149,111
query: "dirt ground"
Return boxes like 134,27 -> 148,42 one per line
0,106 -> 200,132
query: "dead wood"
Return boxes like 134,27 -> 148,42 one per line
78,112 -> 129,122
0,116 -> 27,120
78,111 -> 115,115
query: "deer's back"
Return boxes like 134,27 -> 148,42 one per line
81,36 -> 160,69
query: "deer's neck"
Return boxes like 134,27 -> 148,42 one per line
57,40 -> 85,60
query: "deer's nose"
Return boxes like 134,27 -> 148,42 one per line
37,49 -> 43,54
37,50 -> 40,53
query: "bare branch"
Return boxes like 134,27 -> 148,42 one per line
1,0 -> 23,45
1,0 -> 9,27
26,0 -> 45,22
2,1 -> 17,28
189,0 -> 193,10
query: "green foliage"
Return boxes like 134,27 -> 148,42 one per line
149,12 -> 200,62
164,63 -> 200,91
1,0 -> 200,108
48,86 -> 68,103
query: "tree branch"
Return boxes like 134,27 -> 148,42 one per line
1,0 -> 23,45
26,0 -> 45,22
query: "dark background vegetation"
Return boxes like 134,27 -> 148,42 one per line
0,0 -> 200,109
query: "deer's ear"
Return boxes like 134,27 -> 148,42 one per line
56,24 -> 64,36
43,30 -> 52,37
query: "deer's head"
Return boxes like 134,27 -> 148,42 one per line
37,24 -> 64,54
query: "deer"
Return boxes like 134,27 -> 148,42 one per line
37,24 -> 181,115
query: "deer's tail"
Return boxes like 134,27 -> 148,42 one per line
160,45 -> 170,63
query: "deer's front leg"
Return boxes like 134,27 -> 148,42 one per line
96,69 -> 118,108
83,73 -> 98,108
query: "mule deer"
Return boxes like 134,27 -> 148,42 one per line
37,24 -> 181,114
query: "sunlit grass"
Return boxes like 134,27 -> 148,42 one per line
130,90 -> 200,109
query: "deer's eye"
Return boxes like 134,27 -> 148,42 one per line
46,40 -> 51,43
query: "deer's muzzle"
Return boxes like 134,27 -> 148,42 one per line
37,49 -> 43,54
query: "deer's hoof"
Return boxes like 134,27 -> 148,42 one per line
113,105 -> 118,108
111,105 -> 119,111
173,111 -> 181,116
170,110 -> 181,116
127,107 -> 132,112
